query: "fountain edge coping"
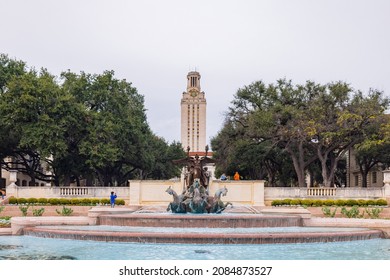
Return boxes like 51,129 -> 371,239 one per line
305,217 -> 390,238
260,207 -> 312,219
11,216 -> 89,235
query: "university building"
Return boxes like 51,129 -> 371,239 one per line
180,71 -> 207,155
346,148 -> 385,188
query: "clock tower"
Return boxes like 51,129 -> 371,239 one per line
180,71 -> 207,153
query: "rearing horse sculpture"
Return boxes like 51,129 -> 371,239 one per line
188,187 -> 209,213
208,187 -> 233,214
167,146 -> 231,214
165,186 -> 186,213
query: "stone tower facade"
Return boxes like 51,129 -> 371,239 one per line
180,71 -> 207,153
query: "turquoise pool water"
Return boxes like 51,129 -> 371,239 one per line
1,235 -> 389,260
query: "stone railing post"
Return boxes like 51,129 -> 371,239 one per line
5,170 -> 18,198
383,169 -> 390,199
129,180 -> 141,206
252,181 -> 265,206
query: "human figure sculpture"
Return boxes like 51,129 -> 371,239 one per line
173,147 -> 215,190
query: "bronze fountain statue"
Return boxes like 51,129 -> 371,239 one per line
166,146 -> 232,214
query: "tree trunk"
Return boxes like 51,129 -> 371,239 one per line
361,171 -> 368,188
317,147 -> 340,188
290,153 -> 306,188
359,163 -> 370,188
63,175 -> 71,186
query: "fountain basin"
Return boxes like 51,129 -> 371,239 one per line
22,225 -> 383,244
97,213 -> 303,228
1,235 -> 390,260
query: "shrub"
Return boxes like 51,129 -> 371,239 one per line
335,199 -> 347,206
357,199 -> 368,207
91,198 -> 100,205
19,205 -> 29,216
100,198 -> 110,205
346,199 -> 358,207
312,199 -> 323,207
323,200 -> 331,206
116,199 -> 125,206
301,199 -> 313,207
271,200 -> 282,206
376,199 -> 388,206
70,198 -> 81,205
48,198 -> 60,205
8,197 -> 17,205
366,200 -> 376,206
281,199 -> 292,206
0,216 -> 11,227
59,198 -> 70,205
56,206 -> 73,216
290,199 -> 301,206
0,205 -> 4,214
27,198 -> 38,204
17,198 -> 27,204
80,198 -> 91,205
32,207 -> 45,216
37,198 -> 48,204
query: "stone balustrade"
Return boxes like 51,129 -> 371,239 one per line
5,185 -> 130,202
307,188 -> 337,197
5,179 -> 390,206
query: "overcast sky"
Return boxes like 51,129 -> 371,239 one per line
1,0 -> 389,146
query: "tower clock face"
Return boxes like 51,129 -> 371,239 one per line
189,89 -> 198,97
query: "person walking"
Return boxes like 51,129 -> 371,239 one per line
110,191 -> 117,208
234,171 -> 240,181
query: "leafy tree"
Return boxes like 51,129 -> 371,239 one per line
0,54 -> 26,94
1,54 -> 183,186
0,54 -> 28,161
0,67 -> 61,185
139,137 -> 186,179
215,78 -> 388,188
62,70 -> 151,186
306,84 -> 389,187
355,116 -> 390,187
226,79 -> 320,187
211,118 -> 297,185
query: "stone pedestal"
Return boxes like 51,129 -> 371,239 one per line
9,170 -> 17,183
252,181 -> 265,206
129,180 -> 142,206
6,183 -> 18,198
383,169 -> 390,199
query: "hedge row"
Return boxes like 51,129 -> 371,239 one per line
271,198 -> 388,207
8,197 -> 126,206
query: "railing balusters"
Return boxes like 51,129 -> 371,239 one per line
59,187 -> 90,197
307,188 -> 336,197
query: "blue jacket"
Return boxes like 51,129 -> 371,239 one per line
110,194 -> 117,204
